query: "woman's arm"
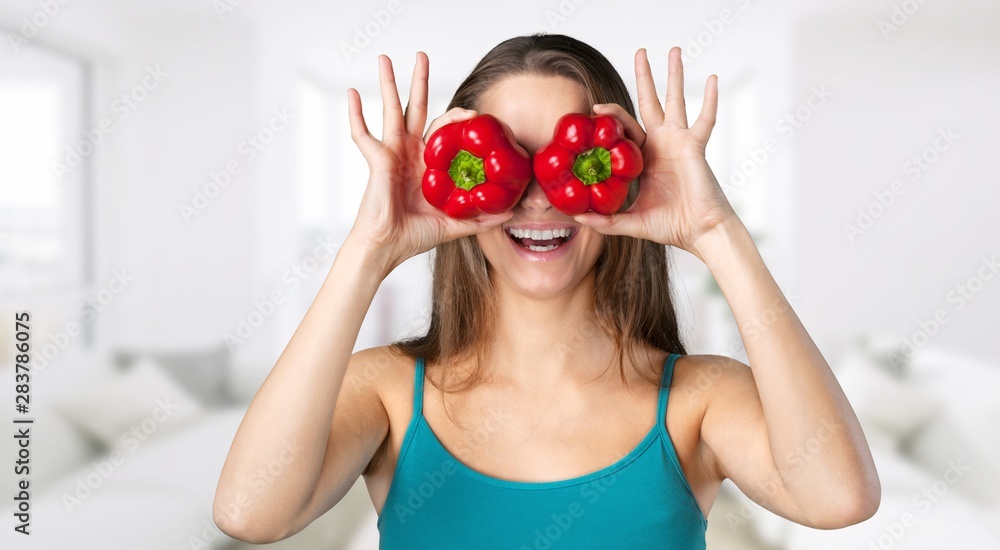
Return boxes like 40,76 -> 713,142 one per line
212,52 -> 513,543
573,46 -> 879,527
691,217 -> 880,528
212,240 -> 395,543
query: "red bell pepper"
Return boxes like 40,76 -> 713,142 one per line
422,114 -> 533,219
533,113 -> 643,216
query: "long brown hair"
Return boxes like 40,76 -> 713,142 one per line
388,33 -> 688,394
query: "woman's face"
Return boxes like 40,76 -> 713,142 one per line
474,74 -> 605,299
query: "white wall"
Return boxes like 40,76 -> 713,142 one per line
790,2 -> 1000,363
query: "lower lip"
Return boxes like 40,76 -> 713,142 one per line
506,230 -> 576,262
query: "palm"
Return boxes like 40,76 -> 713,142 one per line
355,132 -> 440,255
575,47 -> 738,256
347,53 -> 511,268
633,125 -> 732,251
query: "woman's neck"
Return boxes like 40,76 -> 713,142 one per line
484,273 -> 619,388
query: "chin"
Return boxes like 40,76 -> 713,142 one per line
478,225 -> 603,297
507,268 -> 579,298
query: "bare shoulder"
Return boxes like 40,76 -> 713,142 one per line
337,346 -> 417,451
343,346 -> 419,415
676,354 -> 763,474
672,353 -> 754,396
668,353 -> 757,420
343,346 -> 419,478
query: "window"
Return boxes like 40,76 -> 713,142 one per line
0,42 -> 87,292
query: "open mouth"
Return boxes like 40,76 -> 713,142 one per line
504,226 -> 578,252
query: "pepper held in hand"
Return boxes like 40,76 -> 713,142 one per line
421,114 -> 533,219
533,113 -> 644,216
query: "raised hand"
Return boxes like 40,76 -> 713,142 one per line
345,52 -> 513,271
573,47 -> 739,260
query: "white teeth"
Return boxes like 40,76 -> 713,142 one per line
527,244 -> 558,252
507,227 -> 573,239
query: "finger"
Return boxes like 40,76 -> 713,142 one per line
378,55 -> 405,139
469,210 -> 514,232
664,46 -> 688,128
593,103 -> 646,148
423,107 -> 478,142
347,88 -> 379,159
690,74 -> 719,143
572,211 -> 641,237
404,51 -> 429,136
634,48 -> 664,128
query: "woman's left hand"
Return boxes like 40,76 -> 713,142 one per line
573,47 -> 740,259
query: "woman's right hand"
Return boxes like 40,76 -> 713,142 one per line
345,52 -> 514,272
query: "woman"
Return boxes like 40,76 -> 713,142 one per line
213,34 -> 880,548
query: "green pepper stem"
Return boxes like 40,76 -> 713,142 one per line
448,150 -> 486,191
572,146 -> 612,185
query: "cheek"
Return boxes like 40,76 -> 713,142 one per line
579,230 -> 606,260
476,231 -> 505,259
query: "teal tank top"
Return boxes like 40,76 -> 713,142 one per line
376,353 -> 708,549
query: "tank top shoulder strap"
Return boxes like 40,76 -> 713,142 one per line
412,356 -> 426,419
657,353 -> 680,440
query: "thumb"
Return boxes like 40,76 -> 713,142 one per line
573,211 -> 639,237
445,210 -> 513,238
471,211 -> 514,231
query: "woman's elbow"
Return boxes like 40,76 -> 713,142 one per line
810,477 -> 882,529
213,495 -> 287,544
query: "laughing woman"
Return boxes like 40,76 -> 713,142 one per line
213,34 -> 880,549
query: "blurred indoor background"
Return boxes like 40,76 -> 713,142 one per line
1,0 -> 998,548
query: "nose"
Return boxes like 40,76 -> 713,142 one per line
518,178 -> 553,213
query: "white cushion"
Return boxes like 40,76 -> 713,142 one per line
835,349 -> 942,439
114,347 -> 231,407
22,390 -> 98,492
907,347 -> 1000,436
51,356 -> 204,451
904,347 -> 1000,507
